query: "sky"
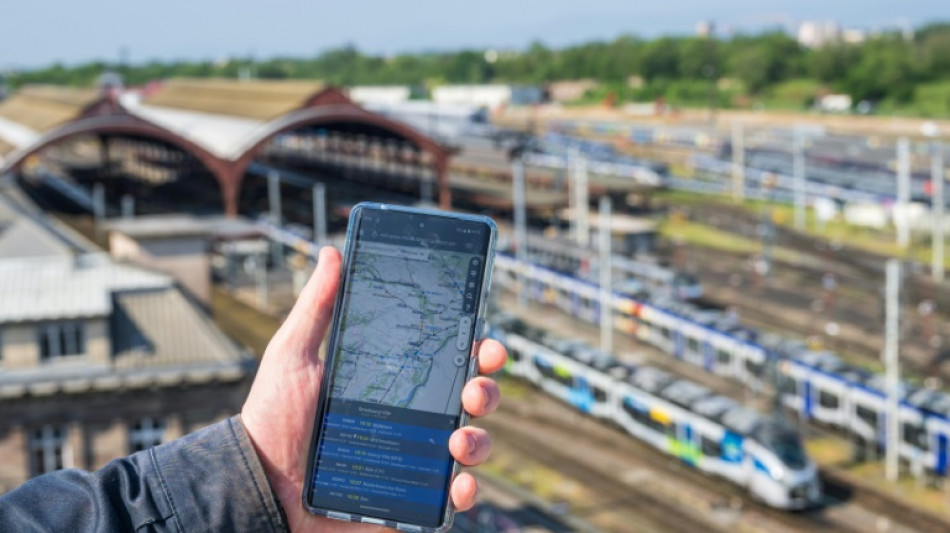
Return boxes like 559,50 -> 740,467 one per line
0,0 -> 947,70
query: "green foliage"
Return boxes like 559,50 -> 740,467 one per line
5,21 -> 950,116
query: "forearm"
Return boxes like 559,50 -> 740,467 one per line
0,415 -> 287,533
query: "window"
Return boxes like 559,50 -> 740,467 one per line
660,327 -> 672,341
902,423 -> 930,451
701,436 -> 722,457
38,322 -> 86,360
687,338 -> 700,353
778,375 -> 798,395
716,349 -> 730,366
818,390 -> 840,409
30,425 -> 69,476
856,406 -> 879,429
745,359 -> 764,377
593,386 -> 608,403
130,418 -> 166,453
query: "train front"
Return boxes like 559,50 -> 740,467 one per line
748,420 -> 822,510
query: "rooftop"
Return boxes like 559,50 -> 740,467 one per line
0,192 -> 75,258
143,78 -> 325,121
0,286 -> 251,399
0,85 -> 99,134
0,254 -> 171,323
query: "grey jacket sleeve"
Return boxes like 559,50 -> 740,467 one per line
0,415 -> 288,533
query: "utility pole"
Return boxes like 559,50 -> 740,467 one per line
512,151 -> 528,308
793,127 -> 807,231
268,170 -> 282,265
732,123 -> 745,202
897,138 -> 911,249
932,142 -> 945,282
313,183 -> 327,245
575,152 -> 590,247
599,196 -> 613,353
884,258 -> 901,483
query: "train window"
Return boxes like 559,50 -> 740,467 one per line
660,327 -> 672,341
778,375 -> 797,395
745,359 -> 764,377
902,423 -> 930,451
856,406 -> 878,429
818,390 -> 840,409
687,338 -> 700,353
665,423 -> 677,438
701,436 -> 722,458
716,349 -> 730,365
593,387 -> 608,402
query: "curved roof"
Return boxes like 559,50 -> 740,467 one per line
0,85 -> 100,133
143,78 -> 325,120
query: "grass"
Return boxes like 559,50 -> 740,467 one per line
658,217 -> 801,264
654,188 -> 950,269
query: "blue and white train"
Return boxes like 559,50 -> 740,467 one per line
493,253 -> 950,478
487,313 -> 821,509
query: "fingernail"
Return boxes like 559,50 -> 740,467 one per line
467,434 -> 477,455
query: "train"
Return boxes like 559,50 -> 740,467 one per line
511,230 -> 703,301
492,253 -> 950,479
486,312 -> 821,509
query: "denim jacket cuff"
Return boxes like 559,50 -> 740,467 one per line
148,415 -> 289,532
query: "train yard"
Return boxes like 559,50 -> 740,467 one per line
7,90 -> 950,531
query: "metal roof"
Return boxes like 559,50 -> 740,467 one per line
0,193 -> 74,258
142,78 -> 324,121
0,287 -> 251,398
125,99 -> 266,161
0,254 -> 171,323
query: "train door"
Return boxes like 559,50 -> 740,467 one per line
936,432 -> 949,476
571,375 -> 593,414
703,340 -> 714,372
673,330 -> 685,360
803,380 -> 813,419
680,424 -> 698,466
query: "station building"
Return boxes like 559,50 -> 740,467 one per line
0,191 -> 253,492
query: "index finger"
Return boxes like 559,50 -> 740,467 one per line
475,339 -> 507,375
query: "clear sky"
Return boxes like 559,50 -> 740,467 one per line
1,0 -> 946,70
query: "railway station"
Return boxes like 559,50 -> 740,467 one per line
3,8 -> 950,533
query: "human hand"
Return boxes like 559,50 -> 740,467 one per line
242,247 -> 507,532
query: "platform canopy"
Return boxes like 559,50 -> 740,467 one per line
0,78 -> 454,213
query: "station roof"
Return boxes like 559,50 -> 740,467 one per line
142,78 -> 326,121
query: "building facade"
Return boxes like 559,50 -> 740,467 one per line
0,194 -> 254,493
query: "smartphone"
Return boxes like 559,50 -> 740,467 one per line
303,202 -> 497,532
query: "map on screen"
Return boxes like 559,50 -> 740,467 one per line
330,241 -> 481,416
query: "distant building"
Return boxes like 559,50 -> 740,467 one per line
432,84 -> 543,110
0,192 -> 253,493
695,20 -> 716,38
841,28 -> 866,44
347,86 -> 412,106
547,80 -> 598,103
797,21 -> 841,48
816,94 -> 853,113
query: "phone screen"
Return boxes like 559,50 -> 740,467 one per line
306,206 -> 492,528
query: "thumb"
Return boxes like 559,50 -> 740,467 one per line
273,246 -> 342,359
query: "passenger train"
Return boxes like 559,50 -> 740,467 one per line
493,253 -> 950,478
513,231 -> 703,301
486,313 -> 821,509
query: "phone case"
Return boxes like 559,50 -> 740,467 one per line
302,202 -> 498,533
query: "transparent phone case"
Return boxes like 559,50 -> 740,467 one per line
302,202 -> 498,533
